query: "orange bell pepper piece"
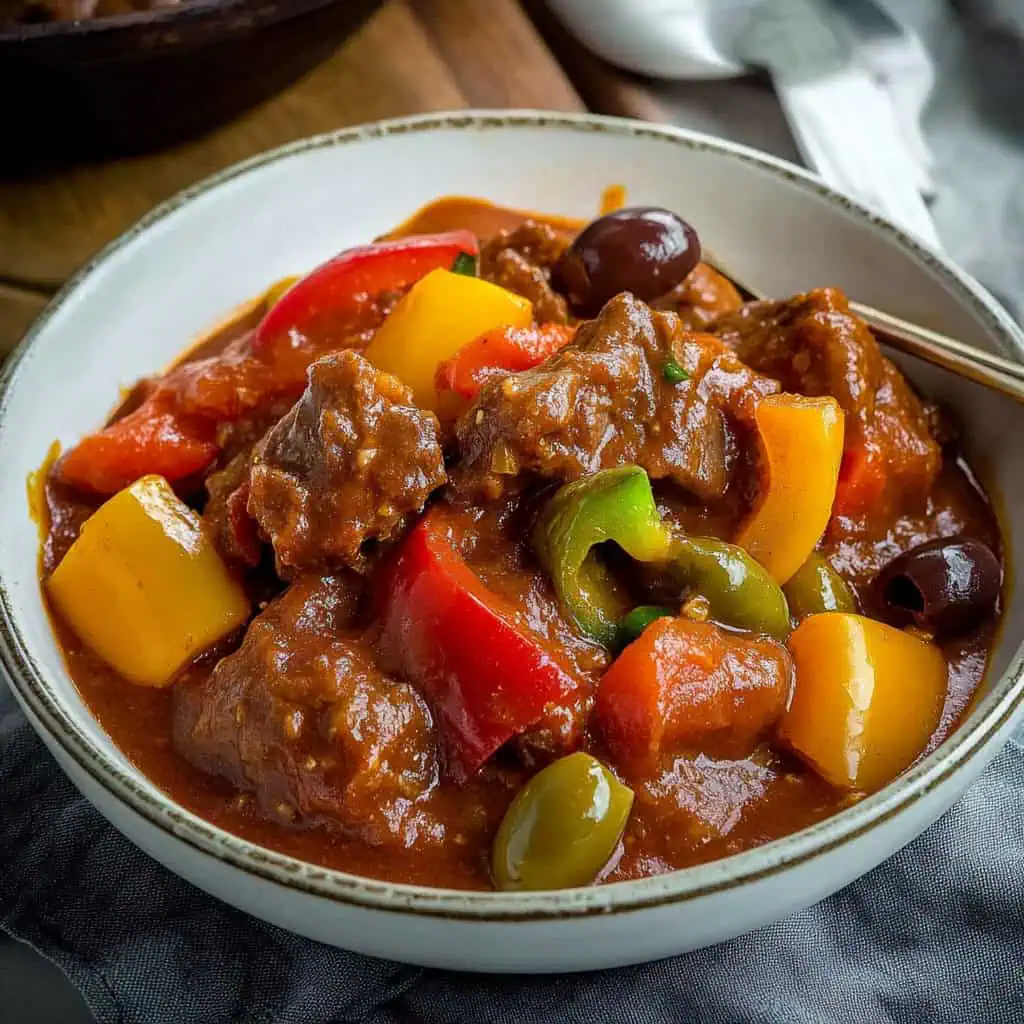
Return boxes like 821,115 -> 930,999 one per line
735,394 -> 845,584
778,613 -> 946,792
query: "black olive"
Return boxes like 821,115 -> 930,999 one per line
873,536 -> 1001,636
553,207 -> 701,315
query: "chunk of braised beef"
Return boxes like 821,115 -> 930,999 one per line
631,752 -> 776,851
454,293 -> 778,502
248,350 -> 447,575
172,574 -> 444,847
711,287 -> 941,530
510,695 -> 593,771
213,395 -> 297,469
480,220 -> 571,325
203,396 -> 303,569
204,453 -> 262,568
652,262 -> 744,330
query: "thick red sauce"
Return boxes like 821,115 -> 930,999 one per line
39,197 -> 1003,890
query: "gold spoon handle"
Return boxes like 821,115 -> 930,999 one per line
849,302 -> 1024,403
703,254 -> 1024,404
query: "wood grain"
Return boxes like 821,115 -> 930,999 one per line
0,285 -> 48,359
0,2 -> 456,290
409,0 -> 583,111
0,0 -> 581,299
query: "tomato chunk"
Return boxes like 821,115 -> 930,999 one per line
435,323 -> 576,399
832,444 -> 888,520
58,392 -> 217,496
595,617 -> 792,777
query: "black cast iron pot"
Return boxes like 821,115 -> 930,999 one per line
0,0 -> 384,170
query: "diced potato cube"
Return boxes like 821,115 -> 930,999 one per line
47,474 -> 250,687
778,613 -> 946,792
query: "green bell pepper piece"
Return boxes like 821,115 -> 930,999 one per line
533,466 -> 673,645
670,537 -> 791,638
617,605 -> 676,648
534,466 -> 791,643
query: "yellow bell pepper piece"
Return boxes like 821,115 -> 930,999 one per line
779,613 -> 946,792
735,394 -> 845,584
47,475 -> 250,687
363,268 -> 533,409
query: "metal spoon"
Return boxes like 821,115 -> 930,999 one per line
703,255 -> 1024,403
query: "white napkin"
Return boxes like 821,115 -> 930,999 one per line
548,0 -> 940,247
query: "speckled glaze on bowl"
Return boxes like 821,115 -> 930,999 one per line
1,112 -> 1023,972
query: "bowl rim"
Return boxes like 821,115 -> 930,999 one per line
2,109 -> 1024,922
0,0 -> 360,42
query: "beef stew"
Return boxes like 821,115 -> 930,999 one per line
38,196 -> 1004,891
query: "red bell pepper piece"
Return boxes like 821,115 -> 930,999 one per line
252,230 -> 479,354
58,391 -> 218,496
378,513 -> 577,779
59,233 -> 478,496
435,323 -> 576,399
595,617 -> 791,777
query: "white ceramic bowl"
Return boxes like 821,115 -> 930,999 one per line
2,112 -> 1023,973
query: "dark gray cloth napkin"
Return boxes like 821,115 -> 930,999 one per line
2,678 -> 1023,1024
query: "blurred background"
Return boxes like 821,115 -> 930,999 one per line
1,0 -> 1023,368
0,2 -> 1022,1014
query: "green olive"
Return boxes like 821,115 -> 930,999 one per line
492,752 -> 634,891
670,537 -> 790,638
783,553 -> 858,619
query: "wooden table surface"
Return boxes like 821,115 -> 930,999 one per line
0,8 -> 696,1017
0,0 -> 601,358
